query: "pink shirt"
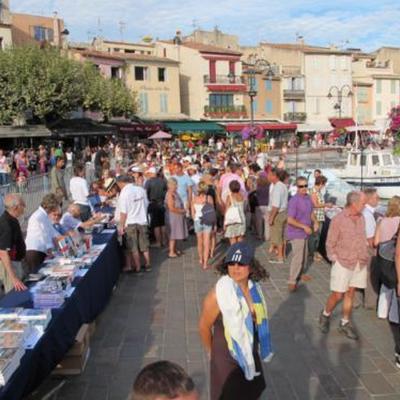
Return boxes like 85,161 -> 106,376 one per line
326,208 -> 369,269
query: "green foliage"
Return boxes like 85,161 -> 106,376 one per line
0,46 -> 137,124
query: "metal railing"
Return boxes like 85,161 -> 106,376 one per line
283,89 -> 305,99
283,112 -> 307,122
203,75 -> 245,84
0,163 -> 96,231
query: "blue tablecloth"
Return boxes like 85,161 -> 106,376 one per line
0,231 -> 121,400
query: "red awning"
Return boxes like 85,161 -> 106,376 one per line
224,123 -> 297,132
329,118 -> 355,128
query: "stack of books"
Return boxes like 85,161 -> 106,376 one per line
0,320 -> 32,386
31,277 -> 67,309
0,348 -> 25,386
18,309 -> 52,334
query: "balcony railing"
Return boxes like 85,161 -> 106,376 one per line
281,66 -> 302,76
366,60 -> 389,69
204,105 -> 247,118
283,89 -> 305,99
204,75 -> 245,84
284,112 -> 307,122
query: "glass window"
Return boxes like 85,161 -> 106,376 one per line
383,154 -> 392,166
350,153 -> 358,166
209,94 -> 233,107
249,76 -> 258,90
357,87 -> 368,102
47,28 -> 54,42
158,68 -> 166,82
376,80 -> 382,94
135,66 -> 147,81
265,100 -> 273,113
371,155 -> 380,166
33,26 -> 46,41
265,80 -> 272,91
360,155 -> 366,166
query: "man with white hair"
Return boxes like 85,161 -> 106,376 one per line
60,203 -> 103,232
0,193 -> 27,292
319,191 -> 368,340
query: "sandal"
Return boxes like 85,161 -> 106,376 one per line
168,254 -> 179,258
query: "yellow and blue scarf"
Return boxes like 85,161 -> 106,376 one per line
216,275 -> 273,380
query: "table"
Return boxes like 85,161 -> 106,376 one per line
0,231 -> 121,400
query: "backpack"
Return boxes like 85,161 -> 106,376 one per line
200,203 -> 217,226
377,227 -> 399,289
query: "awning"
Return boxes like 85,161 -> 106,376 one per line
297,123 -> 333,133
223,122 -> 297,133
329,118 -> 355,128
0,125 -> 52,138
49,119 -> 116,137
346,125 -> 381,133
164,121 -> 225,134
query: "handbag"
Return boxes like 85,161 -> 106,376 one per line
377,226 -> 400,289
224,195 -> 242,227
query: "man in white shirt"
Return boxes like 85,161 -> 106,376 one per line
69,164 -> 91,221
116,175 -> 150,274
25,194 -> 61,272
362,187 -> 380,309
268,168 -> 289,263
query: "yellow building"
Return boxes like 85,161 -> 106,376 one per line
352,55 -> 400,126
75,48 -> 182,120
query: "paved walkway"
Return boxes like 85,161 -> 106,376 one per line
56,236 -> 400,400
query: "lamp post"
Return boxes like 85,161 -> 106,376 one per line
244,55 -> 274,154
327,85 -> 353,118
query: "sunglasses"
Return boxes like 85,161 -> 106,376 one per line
227,262 -> 249,267
297,184 -> 308,188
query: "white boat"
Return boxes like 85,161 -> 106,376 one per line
331,148 -> 400,199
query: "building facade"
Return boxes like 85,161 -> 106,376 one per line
157,40 -> 246,120
11,12 -> 65,47
73,44 -> 182,120
352,56 -> 400,127
242,70 -> 281,120
0,0 -> 12,49
304,50 -> 353,124
374,47 -> 400,75
183,27 -> 240,50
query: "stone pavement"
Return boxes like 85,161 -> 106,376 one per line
55,236 -> 400,400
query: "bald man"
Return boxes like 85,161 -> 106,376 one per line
0,193 -> 27,292
60,203 -> 102,232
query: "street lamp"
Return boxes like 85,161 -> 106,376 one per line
327,85 -> 353,118
244,54 -> 275,153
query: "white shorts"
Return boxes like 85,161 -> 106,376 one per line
330,261 -> 367,293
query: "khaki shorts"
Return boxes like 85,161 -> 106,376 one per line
270,211 -> 287,246
330,261 -> 367,293
123,224 -> 149,254
0,260 -> 25,294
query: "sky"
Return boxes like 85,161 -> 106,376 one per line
11,0 -> 400,51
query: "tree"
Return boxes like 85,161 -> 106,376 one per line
0,46 -> 137,124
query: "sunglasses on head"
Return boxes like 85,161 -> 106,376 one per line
297,184 -> 308,188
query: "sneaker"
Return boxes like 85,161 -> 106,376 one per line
319,311 -> 330,334
338,321 -> 359,340
144,265 -> 152,272
395,353 -> 400,369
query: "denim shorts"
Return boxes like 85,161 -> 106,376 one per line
194,220 -> 212,233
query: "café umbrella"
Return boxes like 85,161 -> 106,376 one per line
148,130 -> 172,140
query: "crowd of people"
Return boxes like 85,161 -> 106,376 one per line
1,138 -> 400,399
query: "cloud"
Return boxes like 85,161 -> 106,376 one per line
11,0 -> 400,50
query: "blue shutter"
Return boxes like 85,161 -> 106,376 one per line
265,100 -> 273,113
265,80 -> 272,91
